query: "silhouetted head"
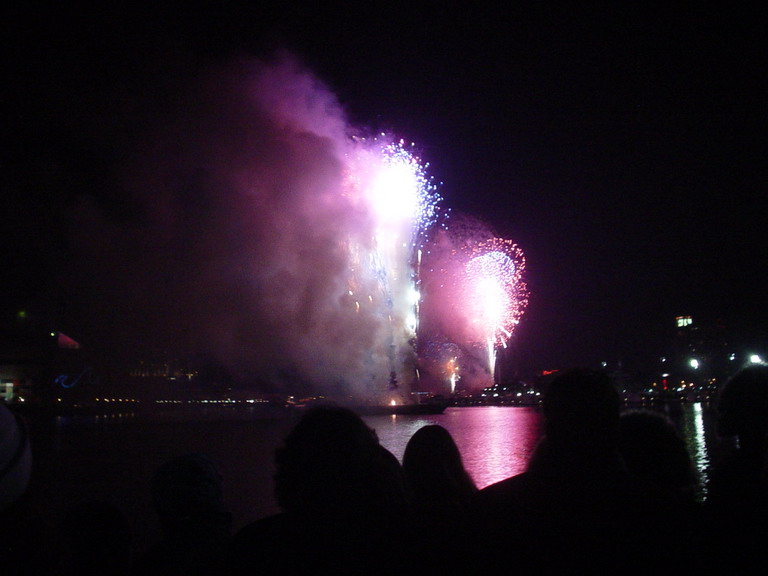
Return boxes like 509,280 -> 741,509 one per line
403,424 -> 476,507
151,453 -> 230,532
274,405 -> 406,519
717,364 -> 768,443
542,368 -> 621,449
0,403 -> 31,511
619,409 -> 697,495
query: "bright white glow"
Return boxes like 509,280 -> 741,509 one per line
750,354 -> 763,364
407,287 -> 420,305
477,277 -> 508,326
368,155 -> 421,229
689,358 -> 699,369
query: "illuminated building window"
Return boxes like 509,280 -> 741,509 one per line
676,316 -> 693,328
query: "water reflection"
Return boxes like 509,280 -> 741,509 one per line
34,402 -> 721,526
366,403 -> 718,491
365,406 -> 544,489
676,402 -> 712,498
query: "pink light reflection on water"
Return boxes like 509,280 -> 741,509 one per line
363,406 -> 544,489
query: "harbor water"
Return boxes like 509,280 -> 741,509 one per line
22,403 -> 723,556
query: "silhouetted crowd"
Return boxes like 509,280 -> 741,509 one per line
3,365 -> 768,575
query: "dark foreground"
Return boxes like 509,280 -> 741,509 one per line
3,393 -> 759,575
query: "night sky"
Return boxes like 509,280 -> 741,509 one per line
3,2 -> 766,383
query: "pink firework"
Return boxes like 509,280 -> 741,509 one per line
463,238 -> 528,374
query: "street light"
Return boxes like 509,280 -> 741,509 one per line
689,358 -> 700,370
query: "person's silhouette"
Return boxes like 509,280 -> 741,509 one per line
704,364 -> 768,574
403,424 -> 476,548
619,408 -> 698,499
226,405 -> 416,575
134,453 -> 231,576
468,368 -> 695,574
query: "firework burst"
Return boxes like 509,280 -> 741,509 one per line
463,238 -> 528,377
341,136 -> 442,396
